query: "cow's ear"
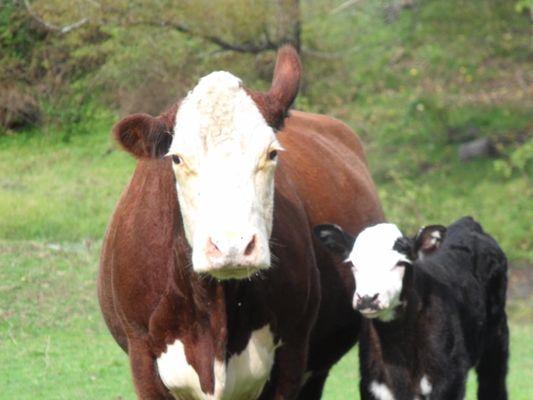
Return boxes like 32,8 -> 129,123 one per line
413,225 -> 447,258
248,45 -> 301,130
313,224 -> 355,259
113,113 -> 173,159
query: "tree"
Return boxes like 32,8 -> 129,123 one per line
22,0 -> 301,53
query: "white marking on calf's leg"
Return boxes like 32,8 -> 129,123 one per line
370,380 -> 396,400
420,375 -> 432,396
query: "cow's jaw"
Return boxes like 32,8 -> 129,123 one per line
167,71 -> 280,280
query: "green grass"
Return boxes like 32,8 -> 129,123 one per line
0,240 -> 132,400
1,240 -> 531,399
1,125 -> 530,261
0,129 -> 531,398
324,325 -> 533,400
0,123 -> 131,241
379,159 -> 532,261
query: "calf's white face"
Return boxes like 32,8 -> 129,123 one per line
167,72 -> 281,279
348,223 -> 409,321
315,222 -> 447,322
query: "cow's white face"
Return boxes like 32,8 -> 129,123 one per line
167,72 -> 281,279
349,223 -> 410,321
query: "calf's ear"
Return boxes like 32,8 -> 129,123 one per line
313,224 -> 355,259
413,225 -> 447,258
113,106 -> 176,159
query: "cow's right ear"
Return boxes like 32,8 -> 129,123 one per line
113,113 -> 173,159
313,224 -> 355,259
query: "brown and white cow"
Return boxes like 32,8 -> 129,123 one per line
98,46 -> 384,400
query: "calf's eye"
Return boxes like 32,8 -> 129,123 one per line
268,150 -> 278,161
171,154 -> 181,164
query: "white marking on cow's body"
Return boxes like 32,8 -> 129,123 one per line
167,71 -> 280,278
157,338 -> 208,399
219,324 -> 278,399
349,223 -> 408,321
157,324 -> 277,400
369,380 -> 396,400
420,375 -> 432,396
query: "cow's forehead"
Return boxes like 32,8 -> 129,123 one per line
169,71 -> 273,156
350,223 -> 408,270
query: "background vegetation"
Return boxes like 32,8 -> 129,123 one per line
1,0 -> 531,398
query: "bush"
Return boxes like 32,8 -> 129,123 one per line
0,84 -> 41,132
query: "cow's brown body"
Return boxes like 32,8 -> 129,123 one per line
99,109 -> 383,399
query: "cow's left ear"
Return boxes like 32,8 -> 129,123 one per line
413,225 -> 447,258
313,224 -> 355,259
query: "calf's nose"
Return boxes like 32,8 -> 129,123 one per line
354,293 -> 380,311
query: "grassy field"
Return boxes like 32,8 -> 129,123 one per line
0,119 -> 532,399
1,0 -> 531,398
0,238 -> 531,399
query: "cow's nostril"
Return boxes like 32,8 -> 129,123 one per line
354,294 -> 381,311
206,237 -> 222,258
244,235 -> 256,256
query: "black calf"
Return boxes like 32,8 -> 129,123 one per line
315,216 -> 509,400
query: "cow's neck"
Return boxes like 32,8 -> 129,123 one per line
152,226 -> 274,398
167,222 -> 270,352
360,274 -> 425,380
169,222 -> 228,326
360,275 -> 431,391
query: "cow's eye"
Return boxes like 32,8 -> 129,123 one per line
268,150 -> 278,161
171,154 -> 181,164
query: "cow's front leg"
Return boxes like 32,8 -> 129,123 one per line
275,340 -> 310,400
128,337 -> 174,400
260,331 -> 311,400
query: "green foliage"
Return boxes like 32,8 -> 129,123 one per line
2,0 -> 530,134
0,2 -> 43,62
380,160 -> 532,261
2,0 -> 530,260
494,137 -> 533,178
515,0 -> 533,14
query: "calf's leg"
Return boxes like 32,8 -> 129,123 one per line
476,315 -> 509,400
295,370 -> 329,400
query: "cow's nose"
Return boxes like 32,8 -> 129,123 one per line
354,293 -> 380,311
206,234 -> 258,259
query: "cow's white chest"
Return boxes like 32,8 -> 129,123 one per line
156,325 -> 277,400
